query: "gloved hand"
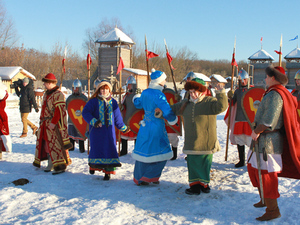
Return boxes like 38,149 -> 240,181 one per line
175,94 -> 182,102
227,90 -> 234,99
94,120 -> 102,128
135,88 -> 141,95
35,108 -> 39,113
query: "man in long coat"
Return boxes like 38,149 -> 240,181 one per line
33,73 -> 72,174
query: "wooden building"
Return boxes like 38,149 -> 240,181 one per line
248,48 -> 274,87
0,66 -> 36,93
284,47 -> 300,89
95,27 -> 135,88
122,68 -> 148,90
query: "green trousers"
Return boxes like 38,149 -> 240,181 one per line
187,154 -> 213,185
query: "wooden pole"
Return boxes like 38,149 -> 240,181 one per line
87,46 -> 91,155
279,34 -> 282,67
145,35 -> 150,87
118,46 -> 122,156
164,39 -> 178,94
59,46 -> 67,90
225,38 -> 236,161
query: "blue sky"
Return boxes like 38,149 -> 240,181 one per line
2,0 -> 300,61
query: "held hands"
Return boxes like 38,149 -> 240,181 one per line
94,120 -> 102,128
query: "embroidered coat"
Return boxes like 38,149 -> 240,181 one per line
33,86 -> 72,170
82,96 -> 127,169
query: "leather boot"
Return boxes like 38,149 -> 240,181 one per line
79,140 -> 85,153
253,188 -> 266,208
256,198 -> 281,221
44,154 -> 53,172
69,138 -> 75,151
170,146 -> 177,160
235,145 -> 245,168
120,139 -> 128,156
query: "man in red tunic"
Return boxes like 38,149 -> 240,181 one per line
33,73 -> 72,174
0,78 -> 12,159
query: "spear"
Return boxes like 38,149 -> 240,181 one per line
145,35 -> 150,86
87,43 -> 92,98
164,39 -> 178,94
60,45 -> 68,90
279,34 -> 282,67
225,37 -> 237,161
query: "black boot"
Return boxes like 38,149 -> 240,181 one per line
69,138 -> 75,151
235,145 -> 245,168
170,146 -> 177,160
120,138 -> 128,156
185,184 -> 201,195
79,140 -> 85,153
103,173 -> 110,180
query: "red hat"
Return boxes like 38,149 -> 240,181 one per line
265,66 -> 288,86
42,73 -> 57,83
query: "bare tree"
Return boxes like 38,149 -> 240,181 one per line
0,0 -> 19,48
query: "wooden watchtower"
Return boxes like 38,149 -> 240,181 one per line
95,27 -> 135,87
284,47 -> 300,89
248,48 -> 274,87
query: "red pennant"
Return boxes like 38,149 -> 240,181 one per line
145,50 -> 159,61
231,53 -> 238,68
86,54 -> 92,70
62,58 -> 66,73
166,51 -> 175,70
274,50 -> 282,55
117,57 -> 124,75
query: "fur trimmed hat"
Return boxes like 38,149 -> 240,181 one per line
265,66 -> 288,86
184,78 -> 207,92
150,69 -> 167,85
95,79 -> 112,92
42,73 -> 57,83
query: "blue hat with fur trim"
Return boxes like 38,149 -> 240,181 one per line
150,69 -> 167,84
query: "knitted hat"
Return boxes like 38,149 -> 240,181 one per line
42,73 -> 57,83
184,78 -> 207,92
265,65 -> 288,86
95,79 -> 112,93
150,69 -> 167,85
23,77 -> 29,83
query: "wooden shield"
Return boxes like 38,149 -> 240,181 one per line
241,87 -> 265,130
67,98 -> 88,139
128,109 -> 145,134
163,88 -> 182,136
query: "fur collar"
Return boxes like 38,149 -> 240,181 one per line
148,83 -> 164,92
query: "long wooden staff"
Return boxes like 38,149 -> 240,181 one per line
279,34 -> 282,67
87,45 -> 91,155
118,47 -> 122,156
145,35 -> 150,87
59,45 -> 68,90
164,39 -> 178,94
225,38 -> 237,161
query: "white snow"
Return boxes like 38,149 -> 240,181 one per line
1,106 -> 299,225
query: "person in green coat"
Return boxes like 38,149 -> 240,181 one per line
167,78 -> 227,195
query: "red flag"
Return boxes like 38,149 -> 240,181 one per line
166,51 -> 175,70
86,54 -> 92,70
116,57 -> 124,75
231,53 -> 238,68
274,50 -> 282,55
62,58 -> 66,73
260,37 -> 263,42
145,50 -> 159,61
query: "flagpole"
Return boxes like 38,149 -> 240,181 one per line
88,44 -> 91,98
225,37 -> 237,161
279,34 -> 282,67
164,39 -> 178,94
145,35 -> 150,87
60,45 -> 67,90
118,45 -> 122,156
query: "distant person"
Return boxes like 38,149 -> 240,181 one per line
14,77 -> 39,138
82,80 -> 129,180
247,66 -> 300,221
0,78 -> 12,159
132,69 -> 177,185
33,73 -> 73,175
66,79 -> 88,153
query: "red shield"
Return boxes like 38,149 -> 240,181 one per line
241,87 -> 265,129
163,88 -> 182,136
67,98 -> 88,139
128,109 -> 145,134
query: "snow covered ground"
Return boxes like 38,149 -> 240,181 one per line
1,106 -> 300,225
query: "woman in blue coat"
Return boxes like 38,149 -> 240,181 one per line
82,80 -> 128,180
132,69 -> 178,185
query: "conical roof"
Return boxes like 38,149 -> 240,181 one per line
248,49 -> 274,60
284,47 -> 300,59
95,27 -> 135,45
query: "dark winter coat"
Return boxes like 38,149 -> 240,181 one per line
15,80 -> 38,113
